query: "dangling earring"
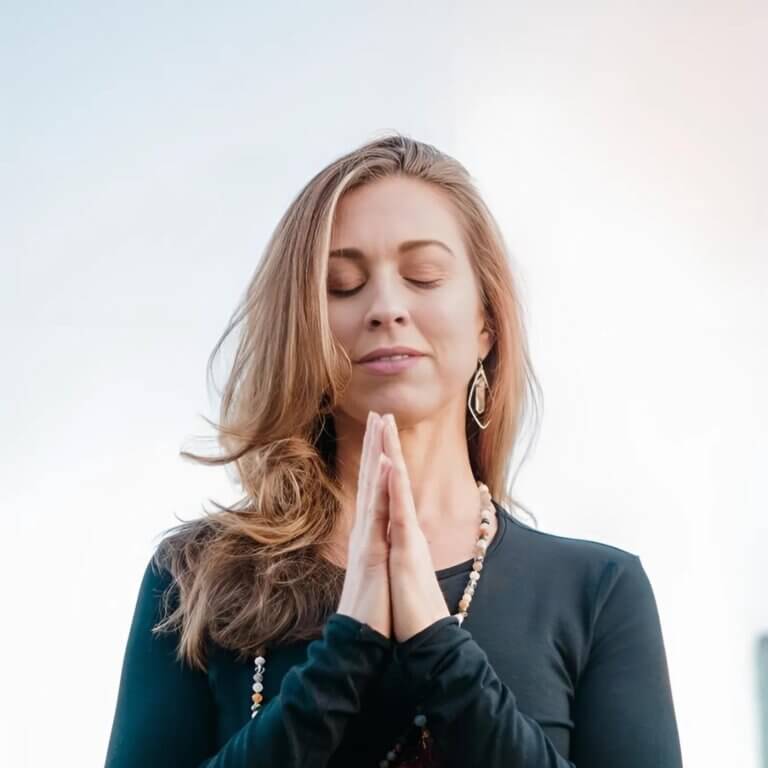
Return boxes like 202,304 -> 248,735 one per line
468,356 -> 491,429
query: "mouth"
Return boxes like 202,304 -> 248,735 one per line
356,347 -> 426,363
357,355 -> 424,374
363,353 -> 416,362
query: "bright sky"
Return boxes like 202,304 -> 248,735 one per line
2,2 -> 766,766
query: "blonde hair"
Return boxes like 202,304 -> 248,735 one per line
152,131 -> 542,671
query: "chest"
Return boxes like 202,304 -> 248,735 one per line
206,572 -> 579,761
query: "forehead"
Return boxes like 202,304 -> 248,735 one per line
330,175 -> 466,257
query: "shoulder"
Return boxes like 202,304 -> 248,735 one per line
132,516 -> 218,614
129,550 -> 177,627
493,502 -> 649,605
496,502 -> 639,565
149,516 -> 218,580
493,505 -> 662,655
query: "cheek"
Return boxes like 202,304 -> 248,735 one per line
418,290 -> 476,342
418,293 -> 481,375
327,305 -> 357,346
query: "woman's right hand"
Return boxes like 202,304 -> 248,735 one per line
336,410 -> 393,638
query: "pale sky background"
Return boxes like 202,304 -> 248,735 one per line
2,2 -> 766,766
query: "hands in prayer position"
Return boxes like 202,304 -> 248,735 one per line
337,411 -> 451,643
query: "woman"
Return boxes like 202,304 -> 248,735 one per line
104,133 -> 683,767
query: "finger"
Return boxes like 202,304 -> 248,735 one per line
386,460 -> 409,550
356,412 -> 371,505
381,415 -> 406,477
387,457 -> 413,528
367,454 -> 391,539
382,416 -> 418,530
360,414 -> 384,520
355,411 -> 375,509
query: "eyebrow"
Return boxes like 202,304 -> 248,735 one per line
329,239 -> 455,260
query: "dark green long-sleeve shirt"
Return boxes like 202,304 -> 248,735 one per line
104,501 -> 683,767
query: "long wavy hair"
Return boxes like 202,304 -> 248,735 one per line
152,131 -> 543,672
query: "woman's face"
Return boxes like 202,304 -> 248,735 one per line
327,174 -> 492,426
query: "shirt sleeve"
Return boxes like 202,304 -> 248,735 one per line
569,555 -> 683,767
104,557 -> 393,768
392,555 -> 683,768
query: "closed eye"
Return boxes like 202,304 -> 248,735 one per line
328,279 -> 442,297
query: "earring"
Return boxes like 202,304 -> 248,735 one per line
468,356 -> 491,429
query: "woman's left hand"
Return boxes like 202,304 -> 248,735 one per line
381,413 -> 451,643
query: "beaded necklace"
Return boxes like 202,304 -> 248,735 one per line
249,480 -> 496,767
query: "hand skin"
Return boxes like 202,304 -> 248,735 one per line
336,412 -> 394,639
337,410 -> 452,643
380,413 -> 452,643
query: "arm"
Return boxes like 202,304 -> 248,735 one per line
104,557 -> 392,768
569,555 -> 682,767
393,555 -> 682,767
393,617 -> 574,767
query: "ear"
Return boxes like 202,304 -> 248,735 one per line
479,325 -> 495,361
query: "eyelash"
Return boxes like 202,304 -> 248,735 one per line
329,279 -> 441,297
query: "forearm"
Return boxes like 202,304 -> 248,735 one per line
394,617 -> 574,767
204,614 -> 393,767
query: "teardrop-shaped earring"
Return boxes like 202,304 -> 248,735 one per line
468,356 -> 491,429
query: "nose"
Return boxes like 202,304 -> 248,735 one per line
362,274 -> 410,329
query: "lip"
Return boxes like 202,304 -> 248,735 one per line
356,346 -> 425,363
358,355 -> 424,375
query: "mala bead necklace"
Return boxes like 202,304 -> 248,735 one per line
249,480 -> 496,768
